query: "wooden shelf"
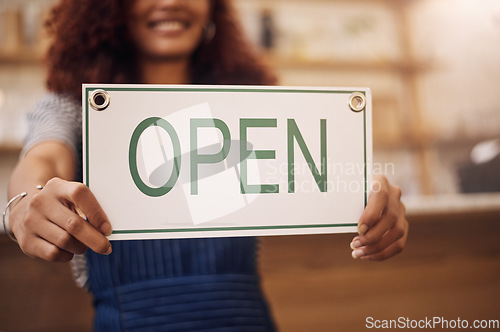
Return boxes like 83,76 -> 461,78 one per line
243,0 -> 418,6
262,53 -> 433,73
374,131 -> 500,150
0,53 -> 43,65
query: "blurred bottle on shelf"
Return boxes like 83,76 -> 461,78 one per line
259,8 -> 275,52
0,7 -> 23,55
0,1 -> 51,60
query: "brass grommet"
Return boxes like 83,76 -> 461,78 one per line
89,89 -> 110,111
349,92 -> 366,112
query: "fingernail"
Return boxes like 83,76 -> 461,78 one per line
350,240 -> 362,250
105,244 -> 112,255
351,248 -> 364,259
358,224 -> 368,235
102,224 -> 113,236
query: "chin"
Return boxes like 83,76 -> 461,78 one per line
142,52 -> 192,63
146,44 -> 198,60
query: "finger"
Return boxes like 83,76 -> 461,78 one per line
35,195 -> 112,255
357,176 -> 390,235
350,235 -> 361,249
351,220 -> 405,258
48,178 -> 112,236
358,197 -> 402,246
21,236 -> 74,262
31,218 -> 88,255
362,237 -> 406,261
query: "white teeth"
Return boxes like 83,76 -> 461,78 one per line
153,21 -> 184,32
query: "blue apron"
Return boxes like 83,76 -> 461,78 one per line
86,237 -> 276,331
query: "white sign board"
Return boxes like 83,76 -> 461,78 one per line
83,84 -> 372,240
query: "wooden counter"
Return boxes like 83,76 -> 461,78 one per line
1,195 -> 499,331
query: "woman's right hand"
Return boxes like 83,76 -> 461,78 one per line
9,177 -> 112,262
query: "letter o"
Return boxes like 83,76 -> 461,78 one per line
129,117 -> 181,197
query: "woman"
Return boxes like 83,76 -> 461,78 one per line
7,0 -> 408,330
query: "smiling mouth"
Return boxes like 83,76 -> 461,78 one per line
148,20 -> 188,33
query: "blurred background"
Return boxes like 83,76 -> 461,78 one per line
1,0 -> 499,331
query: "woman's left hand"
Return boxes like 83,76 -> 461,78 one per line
350,175 -> 409,260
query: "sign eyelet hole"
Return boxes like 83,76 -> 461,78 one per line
349,92 -> 366,112
89,89 -> 110,111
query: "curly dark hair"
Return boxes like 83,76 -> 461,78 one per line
45,0 -> 276,101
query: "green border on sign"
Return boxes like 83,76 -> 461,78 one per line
84,86 -> 368,235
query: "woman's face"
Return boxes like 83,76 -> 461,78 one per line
128,0 -> 211,61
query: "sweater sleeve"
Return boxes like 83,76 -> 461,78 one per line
21,92 -> 83,181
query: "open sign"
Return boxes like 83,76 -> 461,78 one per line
83,85 -> 372,240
